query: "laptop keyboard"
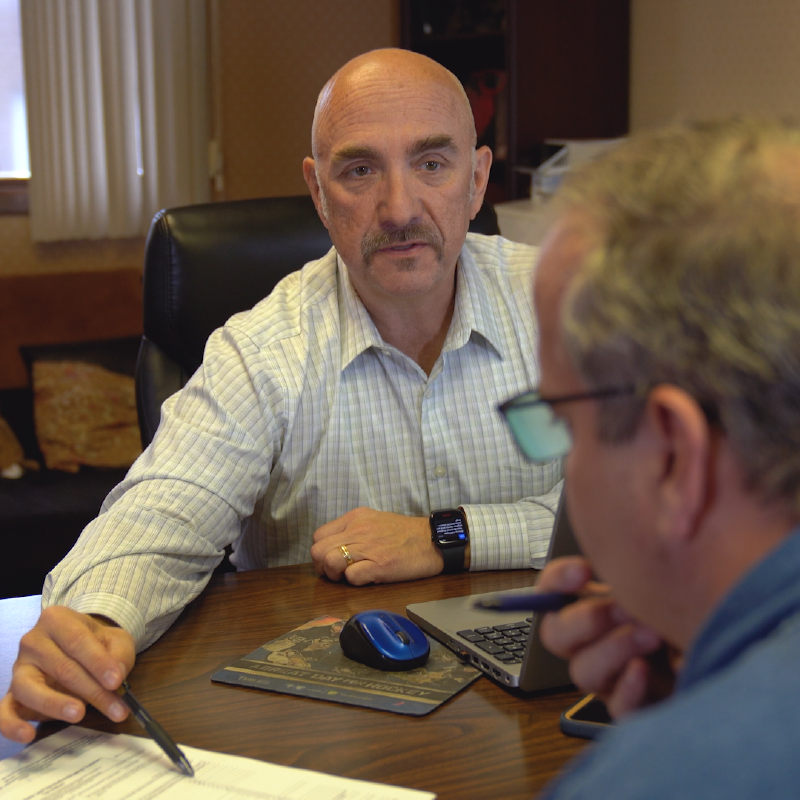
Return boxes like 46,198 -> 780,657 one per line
456,619 -> 532,664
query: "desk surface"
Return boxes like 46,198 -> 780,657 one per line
0,566 -> 587,799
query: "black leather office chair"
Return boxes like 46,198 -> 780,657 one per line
135,194 -> 500,447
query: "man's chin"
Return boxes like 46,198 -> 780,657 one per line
393,257 -> 418,273
368,269 -> 450,298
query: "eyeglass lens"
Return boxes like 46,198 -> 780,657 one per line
504,401 -> 572,463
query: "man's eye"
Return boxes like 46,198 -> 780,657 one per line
350,165 -> 371,177
422,160 -> 441,172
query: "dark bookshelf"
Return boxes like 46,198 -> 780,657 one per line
401,0 -> 630,200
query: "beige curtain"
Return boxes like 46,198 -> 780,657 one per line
20,0 -> 209,242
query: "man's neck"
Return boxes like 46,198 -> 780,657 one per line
666,483 -> 799,652
348,267 -> 459,376
367,290 -> 456,375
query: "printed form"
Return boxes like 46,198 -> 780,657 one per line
0,726 -> 436,799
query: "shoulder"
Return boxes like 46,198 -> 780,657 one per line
544,621 -> 800,799
460,233 -> 538,321
223,247 -> 340,351
462,232 -> 538,277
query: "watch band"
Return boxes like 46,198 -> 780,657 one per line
439,537 -> 467,573
430,507 -> 469,574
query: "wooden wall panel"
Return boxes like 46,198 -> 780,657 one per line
216,0 -> 399,200
0,270 -> 143,389
631,0 -> 800,130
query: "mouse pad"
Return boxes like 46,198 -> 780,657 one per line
211,615 -> 481,716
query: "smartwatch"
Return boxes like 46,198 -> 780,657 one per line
430,507 -> 469,574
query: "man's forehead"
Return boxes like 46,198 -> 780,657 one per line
313,58 -> 473,159
534,215 -> 597,302
534,215 -> 599,386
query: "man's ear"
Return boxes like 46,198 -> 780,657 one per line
469,145 -> 493,220
643,385 -> 712,546
302,157 -> 329,228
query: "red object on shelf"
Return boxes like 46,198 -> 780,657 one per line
466,69 -> 508,139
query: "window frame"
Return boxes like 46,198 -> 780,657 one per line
0,177 -> 29,214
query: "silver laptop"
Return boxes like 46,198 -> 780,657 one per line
407,492 -> 579,692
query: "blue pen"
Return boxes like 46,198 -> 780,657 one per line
474,591 -> 581,612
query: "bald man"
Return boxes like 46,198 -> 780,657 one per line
0,49 -> 561,741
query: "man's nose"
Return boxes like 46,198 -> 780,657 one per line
377,170 -> 421,229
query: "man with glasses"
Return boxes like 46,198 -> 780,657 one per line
502,119 -> 800,797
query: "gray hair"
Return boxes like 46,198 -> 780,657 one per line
553,119 -> 800,510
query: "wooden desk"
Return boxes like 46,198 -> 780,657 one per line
0,566 -> 588,798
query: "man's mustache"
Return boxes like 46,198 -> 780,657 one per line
361,224 -> 444,265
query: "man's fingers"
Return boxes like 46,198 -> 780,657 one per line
312,509 -> 437,585
567,622 -> 662,698
37,607 -> 128,686
5,607 -> 135,731
605,657 -> 651,719
323,551 -> 345,582
13,639 -> 128,726
312,508 -> 365,544
318,541 -> 360,582
535,556 -> 595,593
37,610 -> 133,693
8,660 -> 88,726
312,517 -> 344,544
539,596 -> 620,660
310,511 -> 363,575
340,561 -> 377,586
0,691 -> 39,743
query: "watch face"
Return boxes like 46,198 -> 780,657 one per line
431,509 -> 468,548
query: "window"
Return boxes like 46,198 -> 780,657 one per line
0,0 -> 29,176
19,0 -> 208,241
0,0 -> 28,213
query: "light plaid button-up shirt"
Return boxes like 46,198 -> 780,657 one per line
44,233 -> 562,649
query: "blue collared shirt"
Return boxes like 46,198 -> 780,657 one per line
541,527 -> 800,799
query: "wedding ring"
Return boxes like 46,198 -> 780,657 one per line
339,544 -> 354,567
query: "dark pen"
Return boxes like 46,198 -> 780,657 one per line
474,591 -> 582,612
115,680 -> 194,777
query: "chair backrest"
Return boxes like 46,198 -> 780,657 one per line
135,194 -> 500,446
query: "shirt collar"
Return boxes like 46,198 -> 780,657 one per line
679,526 -> 800,690
443,239 -> 505,357
338,240 -> 507,371
338,254 -> 385,370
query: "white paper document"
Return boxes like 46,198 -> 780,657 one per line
0,726 -> 436,799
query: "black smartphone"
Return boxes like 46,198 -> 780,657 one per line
559,693 -> 613,740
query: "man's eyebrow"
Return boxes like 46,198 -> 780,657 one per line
329,135 -> 459,165
409,135 -> 458,158
331,145 -> 378,164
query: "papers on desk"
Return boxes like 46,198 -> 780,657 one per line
0,726 -> 436,799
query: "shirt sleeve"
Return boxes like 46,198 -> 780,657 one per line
42,323 -> 282,652
461,461 -> 563,571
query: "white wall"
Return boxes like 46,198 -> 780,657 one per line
631,0 -> 800,130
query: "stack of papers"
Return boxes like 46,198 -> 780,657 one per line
0,726 -> 436,799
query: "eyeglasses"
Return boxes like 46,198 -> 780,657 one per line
498,386 -> 636,463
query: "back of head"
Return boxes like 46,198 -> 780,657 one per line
552,119 -> 800,512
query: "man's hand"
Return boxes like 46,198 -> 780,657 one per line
0,607 -> 136,743
311,507 -> 443,585
537,556 -> 674,719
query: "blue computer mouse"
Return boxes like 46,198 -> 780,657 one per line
340,610 -> 430,671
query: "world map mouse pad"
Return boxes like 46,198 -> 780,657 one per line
211,615 -> 481,716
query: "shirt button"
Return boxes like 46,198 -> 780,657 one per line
434,465 -> 447,477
